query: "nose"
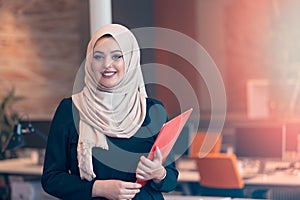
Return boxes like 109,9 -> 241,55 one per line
103,57 -> 113,68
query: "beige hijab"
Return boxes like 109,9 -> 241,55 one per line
72,24 -> 147,181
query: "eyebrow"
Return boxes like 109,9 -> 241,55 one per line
94,50 -> 122,54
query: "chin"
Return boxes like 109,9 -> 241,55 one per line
98,82 -> 116,89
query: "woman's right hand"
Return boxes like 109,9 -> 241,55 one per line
92,180 -> 141,200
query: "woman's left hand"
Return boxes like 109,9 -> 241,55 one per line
136,147 -> 166,183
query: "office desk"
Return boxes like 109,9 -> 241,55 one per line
164,195 -> 231,200
164,195 -> 260,200
242,172 -> 300,199
179,169 -> 300,187
0,158 -> 54,200
176,157 -> 300,186
0,158 -> 42,176
176,158 -> 300,198
244,171 -> 300,188
2,158 -> 300,198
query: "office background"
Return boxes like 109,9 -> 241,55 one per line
2,0 -> 300,121
1,0 -> 300,199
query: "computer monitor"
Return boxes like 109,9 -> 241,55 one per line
2,120 -> 50,153
20,120 -> 50,149
235,125 -> 286,160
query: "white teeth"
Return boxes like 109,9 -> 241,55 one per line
103,72 -> 115,77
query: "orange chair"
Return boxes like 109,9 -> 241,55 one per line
195,153 -> 245,198
189,132 -> 222,158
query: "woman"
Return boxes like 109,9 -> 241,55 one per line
41,24 -> 178,200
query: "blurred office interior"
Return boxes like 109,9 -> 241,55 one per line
1,0 -> 300,199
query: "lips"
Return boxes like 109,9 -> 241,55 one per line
102,70 -> 117,77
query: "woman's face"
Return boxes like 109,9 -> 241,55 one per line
92,36 -> 125,88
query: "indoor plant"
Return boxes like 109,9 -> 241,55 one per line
0,88 -> 23,159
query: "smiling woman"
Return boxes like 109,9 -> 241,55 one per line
41,24 -> 178,200
92,35 -> 125,89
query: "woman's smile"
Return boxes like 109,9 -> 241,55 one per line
102,69 -> 117,78
92,36 -> 125,88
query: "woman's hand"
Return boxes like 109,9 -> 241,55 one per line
92,180 -> 141,200
136,147 -> 167,183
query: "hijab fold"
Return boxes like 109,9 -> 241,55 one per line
72,24 -> 147,181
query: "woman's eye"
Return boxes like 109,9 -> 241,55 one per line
94,55 -> 104,60
112,55 -> 123,61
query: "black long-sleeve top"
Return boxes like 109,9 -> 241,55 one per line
41,97 -> 178,200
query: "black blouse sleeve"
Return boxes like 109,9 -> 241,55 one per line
41,98 -> 95,200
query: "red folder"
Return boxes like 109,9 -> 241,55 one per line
136,108 -> 193,186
